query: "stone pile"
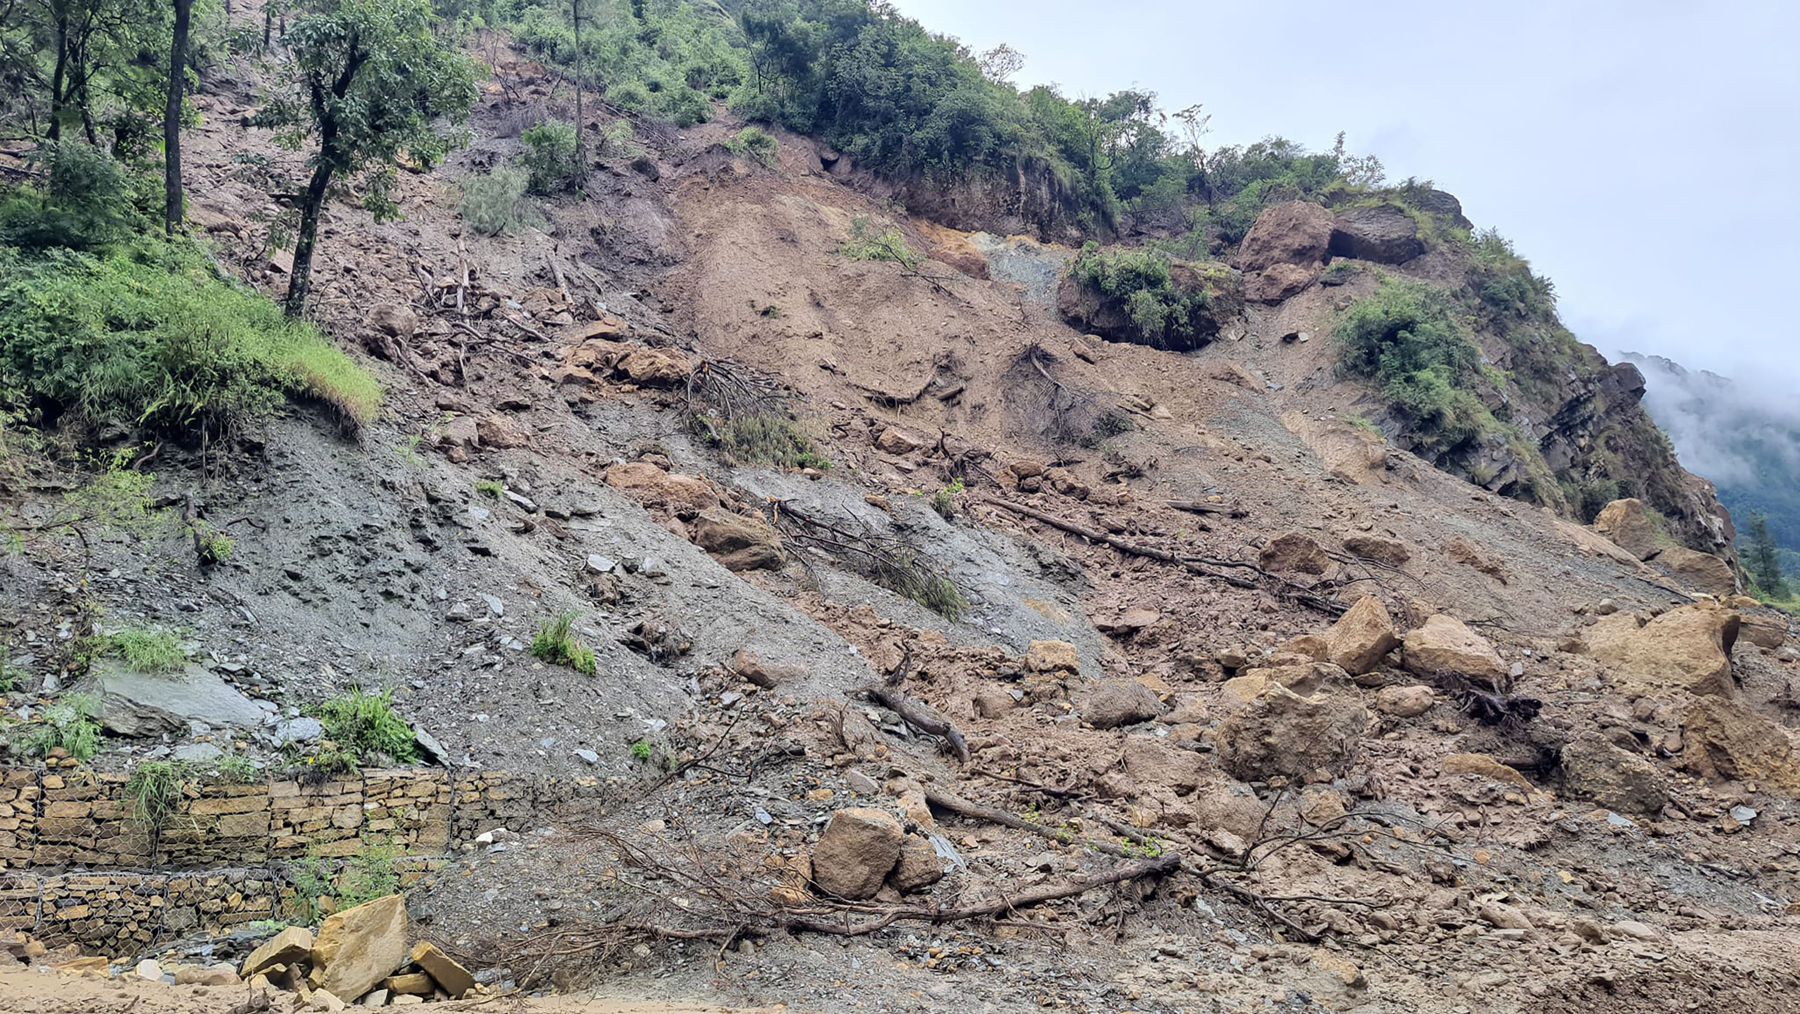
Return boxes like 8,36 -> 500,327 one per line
237,895 -> 480,1009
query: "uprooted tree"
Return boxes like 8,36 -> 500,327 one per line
263,0 -> 477,316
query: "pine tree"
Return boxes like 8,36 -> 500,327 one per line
1747,509 -> 1786,597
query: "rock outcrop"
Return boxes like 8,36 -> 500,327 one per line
1234,202 -> 1333,302
82,661 -> 267,737
1328,205 -> 1425,264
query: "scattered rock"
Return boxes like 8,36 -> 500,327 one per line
172,742 -> 223,764
811,808 -> 905,900
134,958 -> 163,981
1215,683 -> 1367,782
1096,607 -> 1161,635
1592,498 -> 1661,560
369,303 -> 418,339
874,427 -> 925,455
1374,685 -> 1435,718
1445,536 -> 1509,583
475,414 -> 530,450
82,660 -> 268,737
1560,734 -> 1668,814
692,509 -> 784,571
1322,596 -> 1401,676
311,895 -> 409,1004
1025,640 -> 1080,674
1741,612 -> 1790,649
614,347 -> 692,386
1656,545 -> 1738,597
174,964 -> 240,986
888,834 -> 946,893
1077,680 -> 1164,729
1259,532 -> 1331,575
1122,738 -> 1204,794
604,461 -> 719,514
1478,902 -> 1534,931
242,926 -> 314,979
1442,753 -> 1534,793
731,649 -> 807,689
408,941 -> 475,999
1403,614 -> 1506,684
383,973 -> 434,996
1342,534 -> 1411,567
1584,602 -> 1740,697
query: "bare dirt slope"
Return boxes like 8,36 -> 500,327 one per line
5,43 -> 1800,1014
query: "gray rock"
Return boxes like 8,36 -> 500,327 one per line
1076,680 -> 1164,729
479,594 -> 504,616
83,661 -> 268,737
274,717 -> 324,746
585,554 -> 617,574
172,742 -> 223,764
572,749 -> 599,765
413,726 -> 451,766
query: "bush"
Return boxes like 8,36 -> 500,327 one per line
318,687 -> 418,765
0,141 -> 140,250
125,760 -> 186,832
0,237 -> 382,433
839,217 -> 919,266
1334,280 -> 1491,457
520,119 -> 582,195
459,166 -> 540,235
531,612 -> 597,674
1068,244 -> 1214,350
723,126 -> 778,168
13,693 -> 102,761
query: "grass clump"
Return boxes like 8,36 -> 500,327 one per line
717,415 -> 831,470
318,687 -> 419,766
213,753 -> 262,784
13,693 -> 103,761
531,612 -> 597,675
931,479 -> 964,520
839,216 -> 920,267
723,126 -> 779,168
520,119 -> 582,195
288,838 -> 401,923
475,479 -> 504,498
104,627 -> 185,674
0,236 -> 382,434
124,760 -> 187,832
459,166 -> 541,236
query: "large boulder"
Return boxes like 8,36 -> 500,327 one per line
241,926 -> 313,979
1741,612 -> 1791,649
1593,498 -> 1659,560
408,942 -> 475,999
1322,596 -> 1401,676
692,509 -> 783,571
1655,546 -> 1738,597
1259,532 -> 1331,575
604,461 -> 718,515
1342,534 -> 1411,567
1681,698 -> 1800,791
311,895 -> 408,1004
1328,205 -> 1425,264
1560,735 -> 1667,814
1234,202 -> 1333,302
1403,615 -> 1506,684
1216,683 -> 1367,782
811,808 -> 904,900
1077,680 -> 1164,729
82,661 -> 267,737
1584,603 -> 1740,697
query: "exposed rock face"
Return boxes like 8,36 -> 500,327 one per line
311,895 -> 408,1004
1259,532 -> 1331,575
1322,596 -> 1401,676
812,808 -> 904,900
1594,498 -> 1660,559
1561,735 -> 1668,814
1056,260 -> 1243,352
1328,205 -> 1425,264
1656,545 -> 1738,597
1216,684 -> 1367,782
1403,615 -> 1506,684
1584,603 -> 1740,697
1077,680 -> 1164,729
82,661 -> 267,737
1234,202 -> 1333,302
692,509 -> 783,571
1681,698 -> 1800,791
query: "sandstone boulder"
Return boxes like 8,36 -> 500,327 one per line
1441,753 -> 1534,793
311,895 -> 408,1004
242,926 -> 314,979
1593,498 -> 1659,560
1328,205 -> 1425,264
476,414 -> 530,449
812,808 -> 904,899
874,427 -> 925,455
1122,737 -> 1205,795
692,509 -> 783,571
888,834 -> 946,893
436,416 -> 480,462
1741,612 -> 1791,649
369,303 -> 418,339
604,461 -> 718,514
1403,614 -> 1506,684
1342,534 -> 1411,567
1681,697 -> 1800,791
1244,261 -> 1320,303
1025,640 -> 1080,674
1584,603 -> 1740,697
1656,546 -> 1738,597
408,942 -> 475,999
1216,684 -> 1367,782
1560,734 -> 1667,814
614,347 -> 691,386
1234,201 -> 1334,274
1322,596 -> 1400,676
1259,532 -> 1331,575
1077,680 -> 1164,729
1374,685 -> 1435,718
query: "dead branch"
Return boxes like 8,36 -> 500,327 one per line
924,788 -> 1135,858
863,685 -> 970,763
1163,499 -> 1249,519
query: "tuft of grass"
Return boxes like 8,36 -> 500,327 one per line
106,628 -> 185,674
629,739 -> 652,761
475,479 -> 504,498
213,753 -> 262,784
531,612 -> 597,675
459,166 -> 542,236
930,478 -> 964,520
14,693 -> 103,761
318,687 -> 419,766
723,126 -> 779,168
124,760 -> 188,831
713,415 -> 831,470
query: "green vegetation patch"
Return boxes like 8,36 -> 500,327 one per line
12,693 -> 103,762
723,125 -> 779,168
716,415 -> 831,470
318,687 -> 419,766
1333,279 -> 1495,460
104,627 -> 185,674
459,166 -> 541,236
531,612 -> 598,675
1067,243 -> 1222,351
521,119 -> 582,194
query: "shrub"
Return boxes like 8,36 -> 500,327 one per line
0,237 -> 381,434
1068,244 -> 1214,350
1334,279 -> 1492,457
597,120 -> 643,159
931,478 -> 964,520
531,612 -> 597,675
0,141 -> 139,250
14,693 -> 102,761
459,166 -> 540,235
839,217 -> 919,266
520,119 -> 582,194
723,125 -> 778,168
105,627 -> 185,674
318,687 -> 418,765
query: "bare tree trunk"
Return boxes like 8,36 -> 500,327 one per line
48,10 -> 68,142
572,0 -> 583,167
284,160 -> 332,316
163,0 -> 193,233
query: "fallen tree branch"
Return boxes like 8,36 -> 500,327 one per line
1163,499 -> 1249,519
925,788 -> 1135,858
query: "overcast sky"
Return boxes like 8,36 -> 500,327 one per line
894,0 -> 1800,391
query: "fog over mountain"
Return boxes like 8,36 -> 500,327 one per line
1622,352 -> 1800,549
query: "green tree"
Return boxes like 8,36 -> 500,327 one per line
162,0 -> 193,233
1747,509 -> 1786,597
266,0 -> 476,316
